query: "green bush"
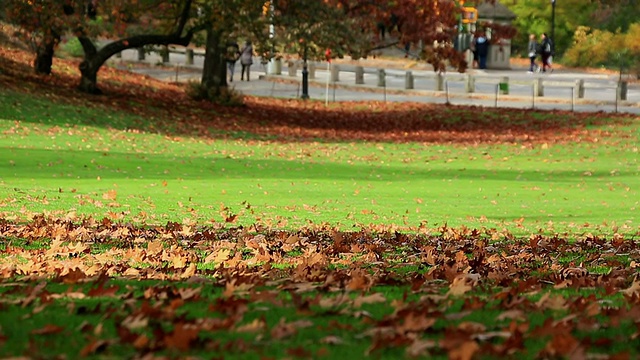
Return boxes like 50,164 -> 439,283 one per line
563,23 -> 640,76
58,37 -> 85,58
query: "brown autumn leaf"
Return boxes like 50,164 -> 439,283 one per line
447,340 -> 480,360
270,318 -> 314,340
621,279 -> 640,297
30,324 -> 64,335
79,339 -> 109,357
353,292 -> 387,307
235,318 -> 268,333
164,322 -> 200,351
102,190 -> 117,200
447,273 -> 480,297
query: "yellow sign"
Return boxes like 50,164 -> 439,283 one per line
462,7 -> 478,24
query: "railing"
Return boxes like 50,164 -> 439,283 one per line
281,61 -> 630,103
118,45 -> 633,108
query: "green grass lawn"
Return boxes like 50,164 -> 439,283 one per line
1,89 -> 638,236
1,85 -> 640,359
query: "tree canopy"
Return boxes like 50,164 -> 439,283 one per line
3,0 -> 518,93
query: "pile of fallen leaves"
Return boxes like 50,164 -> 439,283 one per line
1,216 -> 640,358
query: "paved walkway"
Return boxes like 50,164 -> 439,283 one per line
110,47 -> 640,115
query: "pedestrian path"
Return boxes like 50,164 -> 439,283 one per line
110,47 -> 640,115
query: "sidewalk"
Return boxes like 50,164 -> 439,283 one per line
110,47 -> 640,115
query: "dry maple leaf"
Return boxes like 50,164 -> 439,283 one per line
353,292 -> 386,308
270,318 -> 313,340
235,318 -> 267,333
447,273 -> 480,297
30,324 -> 64,335
164,322 -> 200,351
447,340 -> 480,360
621,278 -> 640,297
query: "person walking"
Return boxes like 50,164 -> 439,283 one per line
539,33 -> 554,73
527,33 -> 538,73
469,32 -> 478,69
240,40 -> 254,81
474,31 -> 489,69
225,41 -> 240,82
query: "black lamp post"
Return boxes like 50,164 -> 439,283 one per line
301,44 -> 309,99
550,0 -> 556,43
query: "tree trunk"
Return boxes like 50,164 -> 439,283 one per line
201,27 -> 228,97
75,31 -> 196,94
73,0 -> 199,94
34,33 -> 59,75
78,58 -> 101,94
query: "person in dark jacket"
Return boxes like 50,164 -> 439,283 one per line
225,41 -> 240,82
240,40 -> 254,81
539,33 -> 554,73
474,32 -> 489,69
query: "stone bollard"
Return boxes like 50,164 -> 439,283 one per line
377,69 -> 386,87
185,49 -> 194,65
308,62 -> 316,79
498,76 -> 509,95
575,79 -> 584,98
137,48 -> 145,61
355,66 -> 364,85
405,71 -> 414,89
436,73 -> 444,91
618,81 -> 628,101
161,46 -> 170,63
465,75 -> 475,93
287,61 -> 297,76
330,64 -> 340,82
534,78 -> 544,97
272,59 -> 282,75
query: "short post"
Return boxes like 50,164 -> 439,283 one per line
498,76 -> 509,95
355,66 -> 364,85
287,61 -> 297,76
273,58 -> 282,75
575,79 -> 584,98
534,78 -> 544,97
531,85 -> 535,109
436,73 -> 444,91
137,48 -> 145,61
185,49 -> 194,65
465,74 -> 475,93
308,62 -> 316,79
161,46 -> 170,63
618,81 -> 628,101
330,64 -> 340,82
405,71 -> 414,90
377,69 -> 386,87
571,87 -> 575,112
445,81 -> 450,104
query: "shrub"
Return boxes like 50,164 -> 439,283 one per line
59,37 -> 86,58
185,80 -> 245,106
564,23 -> 640,77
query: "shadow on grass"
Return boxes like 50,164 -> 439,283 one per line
2,146 -> 634,182
0,49 -> 635,145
